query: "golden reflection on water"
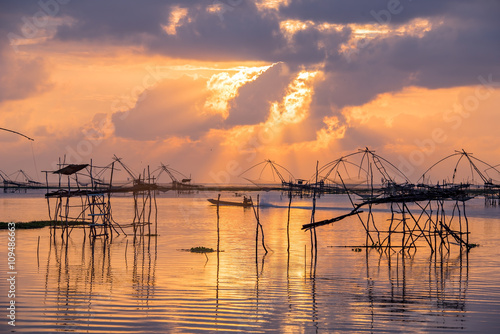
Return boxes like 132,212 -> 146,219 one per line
40,236 -> 158,331
1,195 -> 499,332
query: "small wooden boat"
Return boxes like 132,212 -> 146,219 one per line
207,197 -> 253,207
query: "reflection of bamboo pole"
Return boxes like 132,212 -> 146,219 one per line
37,236 -> 40,267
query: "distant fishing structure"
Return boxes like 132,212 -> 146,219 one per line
2,140 -> 498,254
112,155 -> 158,238
1,169 -> 42,192
1,127 -> 38,192
43,156 -> 159,241
239,159 -> 295,186
154,162 -> 194,191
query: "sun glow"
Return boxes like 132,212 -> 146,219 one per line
204,64 -> 277,118
267,70 -> 319,126
316,116 -> 346,148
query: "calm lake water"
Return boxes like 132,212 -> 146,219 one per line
1,190 -> 500,333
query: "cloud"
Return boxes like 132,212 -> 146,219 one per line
54,0 -> 169,41
49,1 -> 287,62
0,14 -> 52,104
386,19 -> 500,89
0,51 -> 51,103
112,63 -> 304,141
224,62 -> 293,126
279,0 -> 472,25
112,75 -> 218,141
204,63 -> 276,118
7,1 -> 498,99
2,0 -> 500,182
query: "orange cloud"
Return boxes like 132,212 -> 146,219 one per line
162,6 -> 189,36
204,64 -> 277,118
267,70 -> 319,126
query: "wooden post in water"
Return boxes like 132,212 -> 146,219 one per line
252,195 -> 268,254
310,161 -> 318,259
287,189 -> 292,253
257,195 -> 268,254
147,166 -> 152,237
216,193 -> 220,253
401,202 -> 406,251
132,189 -> 138,239
337,172 -> 376,246
463,200 -> 469,249
108,161 -> 116,239
388,202 -> 394,249
216,193 -> 220,314
255,195 -> 259,250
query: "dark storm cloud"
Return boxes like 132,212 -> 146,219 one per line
149,2 -> 287,62
42,1 -> 500,91
40,0 -> 284,61
321,15 -> 500,110
281,0 -> 500,102
280,0 -> 471,25
14,0 -> 337,64
3,0 -> 499,115
54,0 -> 168,41
388,20 -> 500,89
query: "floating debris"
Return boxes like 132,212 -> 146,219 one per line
189,246 -> 216,253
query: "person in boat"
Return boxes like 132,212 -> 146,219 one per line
243,196 -> 252,205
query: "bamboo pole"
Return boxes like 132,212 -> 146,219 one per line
251,195 -> 268,254
337,172 -> 376,246
287,189 -> 292,253
217,194 -> 220,254
147,166 -> 152,236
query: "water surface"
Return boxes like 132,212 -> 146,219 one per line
1,192 -> 500,333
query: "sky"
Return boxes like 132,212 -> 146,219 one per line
1,0 -> 499,184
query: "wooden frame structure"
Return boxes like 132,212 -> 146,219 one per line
44,160 -> 124,240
